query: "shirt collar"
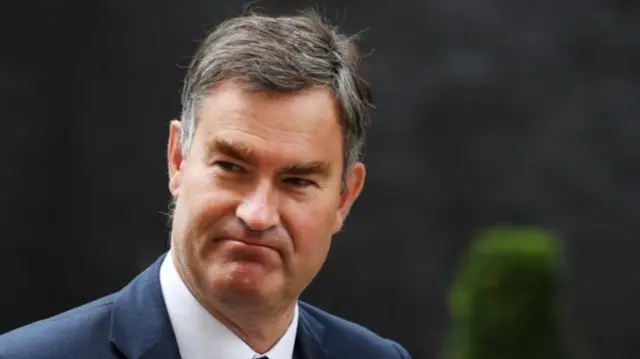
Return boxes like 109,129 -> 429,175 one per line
159,249 -> 299,359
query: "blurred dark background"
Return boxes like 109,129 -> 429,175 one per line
1,1 -> 638,358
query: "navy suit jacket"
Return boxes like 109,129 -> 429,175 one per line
0,253 -> 411,359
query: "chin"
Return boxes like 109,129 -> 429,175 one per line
206,261 -> 276,301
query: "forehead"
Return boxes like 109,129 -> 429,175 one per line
194,82 -> 344,165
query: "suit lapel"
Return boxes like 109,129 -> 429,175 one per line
294,304 -> 328,359
109,253 -> 181,359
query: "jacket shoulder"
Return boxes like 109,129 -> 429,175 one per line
298,301 -> 411,359
0,294 -> 117,359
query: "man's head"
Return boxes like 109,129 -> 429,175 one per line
167,10 -> 372,313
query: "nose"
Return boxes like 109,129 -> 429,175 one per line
235,181 -> 279,231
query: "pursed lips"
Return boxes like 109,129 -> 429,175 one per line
219,237 -> 279,252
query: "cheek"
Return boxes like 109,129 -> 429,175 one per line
287,210 -> 334,283
287,203 -> 337,255
175,173 -> 235,249
183,169 -> 233,220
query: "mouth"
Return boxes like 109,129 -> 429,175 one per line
218,237 -> 279,264
220,238 -> 275,251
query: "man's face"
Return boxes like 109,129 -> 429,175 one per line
167,81 -> 365,309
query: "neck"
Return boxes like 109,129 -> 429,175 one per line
207,299 -> 296,353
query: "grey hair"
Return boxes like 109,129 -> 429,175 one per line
178,9 -> 373,178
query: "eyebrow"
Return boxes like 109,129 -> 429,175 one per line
207,138 -> 257,165
206,138 -> 332,178
277,161 -> 332,179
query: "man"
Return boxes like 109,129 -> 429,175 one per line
0,10 -> 411,359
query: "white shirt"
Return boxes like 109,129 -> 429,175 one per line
159,250 -> 299,359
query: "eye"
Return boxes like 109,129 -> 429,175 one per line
284,177 -> 316,188
215,161 -> 245,173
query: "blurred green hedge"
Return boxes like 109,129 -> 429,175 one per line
443,226 -> 575,359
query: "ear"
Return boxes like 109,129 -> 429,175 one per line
333,162 -> 366,234
168,120 -> 184,199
